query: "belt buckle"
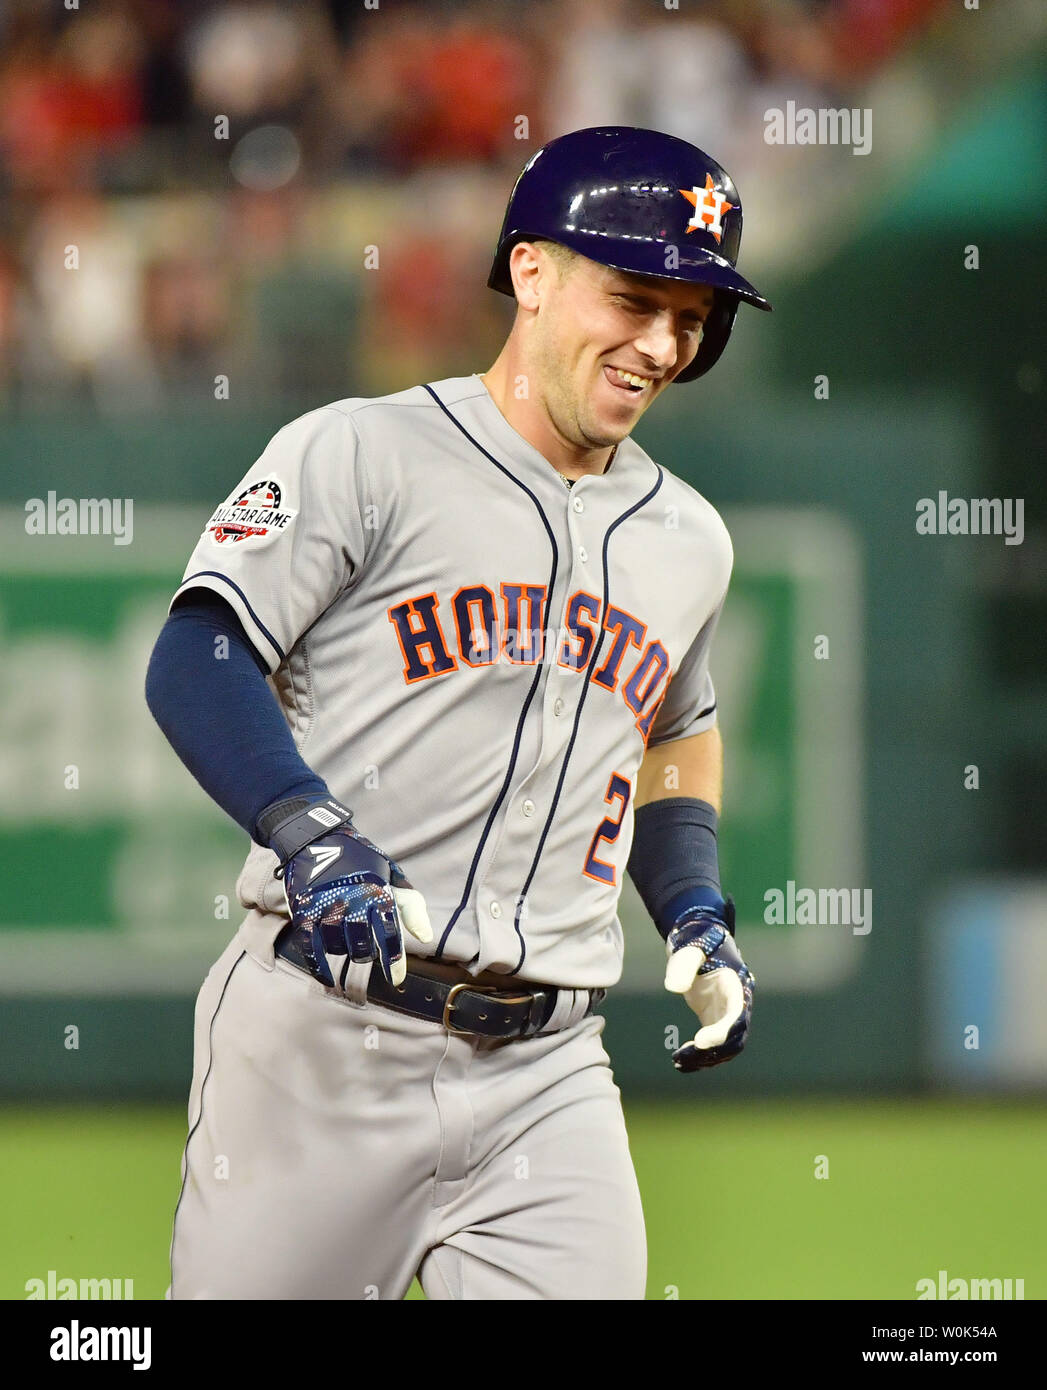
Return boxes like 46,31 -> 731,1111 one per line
441,981 -> 475,1033
442,981 -> 538,1036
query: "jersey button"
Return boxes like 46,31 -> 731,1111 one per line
553,697 -> 565,717
571,496 -> 584,513
489,900 -> 503,919
578,545 -> 588,563
522,799 -> 535,817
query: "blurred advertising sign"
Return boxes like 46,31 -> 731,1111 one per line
620,508 -> 866,993
0,505 -> 862,996
0,507 -> 244,994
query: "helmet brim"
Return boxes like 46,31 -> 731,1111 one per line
488,231 -> 771,312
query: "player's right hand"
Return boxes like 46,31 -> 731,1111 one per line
281,824 -> 433,990
260,796 -> 432,990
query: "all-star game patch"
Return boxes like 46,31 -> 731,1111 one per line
205,478 -> 297,545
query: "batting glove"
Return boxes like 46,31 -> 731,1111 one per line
259,796 -> 433,990
664,892 -> 755,1071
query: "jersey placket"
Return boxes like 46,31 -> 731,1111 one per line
470,486 -> 601,974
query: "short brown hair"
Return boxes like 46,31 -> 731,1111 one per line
533,238 -> 579,280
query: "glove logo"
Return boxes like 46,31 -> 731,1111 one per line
679,174 -> 733,244
307,844 -> 342,881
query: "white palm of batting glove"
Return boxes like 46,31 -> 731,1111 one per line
663,897 -> 755,1072
386,887 -> 433,985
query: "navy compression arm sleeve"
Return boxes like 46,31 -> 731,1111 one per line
626,797 -> 723,938
144,592 -> 329,839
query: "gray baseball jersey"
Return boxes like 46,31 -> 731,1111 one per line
173,374 -> 731,989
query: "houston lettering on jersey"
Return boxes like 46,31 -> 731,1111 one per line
388,583 -> 671,741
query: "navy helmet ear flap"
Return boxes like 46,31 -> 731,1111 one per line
673,292 -> 738,383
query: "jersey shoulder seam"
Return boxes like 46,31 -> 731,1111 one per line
325,407 -> 381,592
663,471 -> 731,541
316,384 -> 477,423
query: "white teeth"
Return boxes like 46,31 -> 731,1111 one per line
614,368 -> 652,389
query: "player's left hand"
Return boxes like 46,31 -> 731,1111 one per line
664,894 -> 754,1071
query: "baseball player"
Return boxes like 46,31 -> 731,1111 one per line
146,127 -> 769,1300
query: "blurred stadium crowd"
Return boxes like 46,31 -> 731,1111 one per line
0,0 -> 997,408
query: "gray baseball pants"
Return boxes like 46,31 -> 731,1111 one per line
169,931 -> 647,1300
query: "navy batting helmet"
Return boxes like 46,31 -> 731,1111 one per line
488,126 -> 771,382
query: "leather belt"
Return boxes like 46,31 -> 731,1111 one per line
273,921 -> 606,1041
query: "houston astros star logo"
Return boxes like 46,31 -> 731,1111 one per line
679,174 -> 734,244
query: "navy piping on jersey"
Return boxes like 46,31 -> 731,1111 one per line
509,469 -> 665,973
178,570 -> 285,668
169,949 -> 246,1298
420,384 -> 559,961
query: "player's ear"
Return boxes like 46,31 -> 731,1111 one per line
508,242 -> 545,312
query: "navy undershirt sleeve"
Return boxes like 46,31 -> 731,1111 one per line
144,591 -> 329,840
627,797 -> 723,938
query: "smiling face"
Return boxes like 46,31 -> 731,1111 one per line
510,240 -> 716,451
